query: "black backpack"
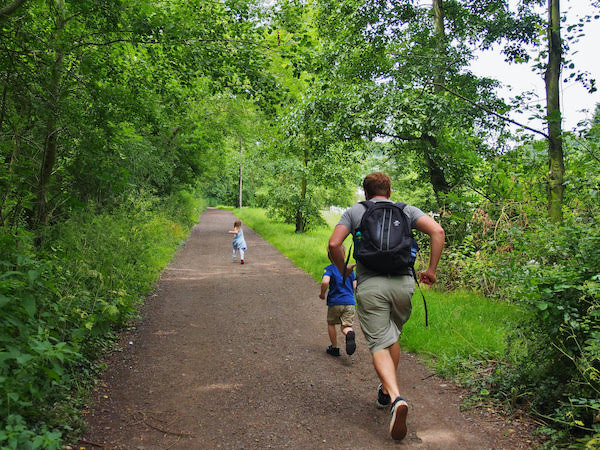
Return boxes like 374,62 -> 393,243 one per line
342,200 -> 429,326
353,201 -> 418,275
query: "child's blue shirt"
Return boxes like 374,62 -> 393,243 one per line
323,264 -> 356,306
232,229 -> 247,250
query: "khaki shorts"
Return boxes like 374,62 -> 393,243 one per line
327,304 -> 355,327
355,275 -> 414,353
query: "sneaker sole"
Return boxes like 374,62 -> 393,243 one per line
345,331 -> 356,355
390,400 -> 408,441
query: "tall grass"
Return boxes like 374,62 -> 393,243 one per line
235,208 -> 521,371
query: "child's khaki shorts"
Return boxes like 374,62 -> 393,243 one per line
327,304 -> 355,326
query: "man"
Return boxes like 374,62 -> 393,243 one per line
328,172 -> 445,441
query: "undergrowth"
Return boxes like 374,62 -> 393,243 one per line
0,190 -> 204,447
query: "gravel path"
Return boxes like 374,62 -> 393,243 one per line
80,208 -> 535,449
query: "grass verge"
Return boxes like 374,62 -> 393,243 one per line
235,207 -> 522,373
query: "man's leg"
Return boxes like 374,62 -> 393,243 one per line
372,343 -> 400,401
378,341 -> 400,396
373,342 -> 408,440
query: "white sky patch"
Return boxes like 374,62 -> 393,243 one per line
469,0 -> 600,134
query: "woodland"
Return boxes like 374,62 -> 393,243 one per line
0,0 -> 599,447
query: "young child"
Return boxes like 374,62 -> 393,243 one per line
228,219 -> 247,264
319,246 -> 357,356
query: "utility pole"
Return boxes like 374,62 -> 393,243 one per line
238,138 -> 243,209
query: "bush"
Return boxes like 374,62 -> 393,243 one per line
491,219 -> 600,444
0,231 -> 80,445
0,190 -> 204,444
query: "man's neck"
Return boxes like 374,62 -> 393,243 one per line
367,195 -> 389,201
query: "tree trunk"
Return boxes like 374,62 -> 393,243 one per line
545,0 -> 564,222
422,0 -> 451,203
36,52 -> 63,227
0,80 -> 8,133
35,0 -> 66,229
295,148 -> 308,233
423,135 -> 451,201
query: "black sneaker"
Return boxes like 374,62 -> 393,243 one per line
345,330 -> 356,355
376,383 -> 391,408
389,397 -> 408,441
326,345 -> 340,356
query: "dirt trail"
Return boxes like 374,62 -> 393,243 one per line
80,208 -> 535,449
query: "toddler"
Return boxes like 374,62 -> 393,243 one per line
228,219 -> 247,264
319,246 -> 357,356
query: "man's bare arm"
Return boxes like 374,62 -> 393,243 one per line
328,224 -> 351,275
414,215 -> 445,285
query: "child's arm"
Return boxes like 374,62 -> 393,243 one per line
319,275 -> 330,299
343,263 -> 356,279
228,230 -> 237,234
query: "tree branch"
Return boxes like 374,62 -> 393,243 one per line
0,0 -> 27,22
433,82 -> 549,139
377,130 -> 421,141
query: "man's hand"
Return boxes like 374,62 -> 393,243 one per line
319,292 -> 325,300
419,268 -> 437,285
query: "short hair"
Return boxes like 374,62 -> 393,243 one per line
363,172 -> 391,197
234,220 -> 242,228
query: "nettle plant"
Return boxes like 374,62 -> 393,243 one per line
506,219 -> 600,441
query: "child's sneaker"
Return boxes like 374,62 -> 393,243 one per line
326,345 -> 340,357
389,397 -> 408,441
345,330 -> 356,355
376,383 -> 391,408
240,259 -> 244,264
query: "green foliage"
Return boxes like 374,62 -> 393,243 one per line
494,219 -> 600,441
432,129 -> 600,444
0,415 -> 61,450
0,191 -> 204,443
0,230 -> 78,445
0,0 -> 277,230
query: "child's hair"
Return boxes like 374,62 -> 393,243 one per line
233,220 -> 242,228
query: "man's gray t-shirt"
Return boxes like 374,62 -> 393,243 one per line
338,198 -> 426,283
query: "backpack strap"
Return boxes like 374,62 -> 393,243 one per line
342,243 -> 352,283
411,267 -> 429,327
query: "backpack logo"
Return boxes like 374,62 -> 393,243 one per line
393,220 -> 401,226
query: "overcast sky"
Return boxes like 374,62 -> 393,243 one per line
469,1 -> 600,134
